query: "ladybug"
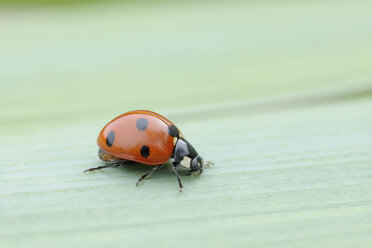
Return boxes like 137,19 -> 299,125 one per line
84,110 -> 212,191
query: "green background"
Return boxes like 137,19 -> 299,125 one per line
1,1 -> 372,247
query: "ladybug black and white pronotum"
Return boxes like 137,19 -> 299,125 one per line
84,110 -> 212,191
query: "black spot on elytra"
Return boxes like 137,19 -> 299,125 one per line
168,125 -> 179,137
140,145 -> 150,158
136,118 -> 148,131
106,131 -> 115,147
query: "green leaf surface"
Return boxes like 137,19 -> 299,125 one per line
1,1 -> 372,248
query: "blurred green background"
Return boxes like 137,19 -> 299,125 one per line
1,1 -> 372,248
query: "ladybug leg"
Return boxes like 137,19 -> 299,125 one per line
185,169 -> 203,177
185,170 -> 192,176
136,164 -> 164,187
84,164 -> 112,173
172,163 -> 184,192
84,161 -> 127,173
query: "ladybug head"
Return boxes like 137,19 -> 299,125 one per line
190,155 -> 204,171
174,138 -> 204,173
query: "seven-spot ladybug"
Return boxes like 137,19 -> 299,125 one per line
84,110 -> 212,191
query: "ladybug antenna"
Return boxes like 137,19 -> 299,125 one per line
204,161 -> 215,168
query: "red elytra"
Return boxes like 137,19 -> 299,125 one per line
97,110 -> 183,165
